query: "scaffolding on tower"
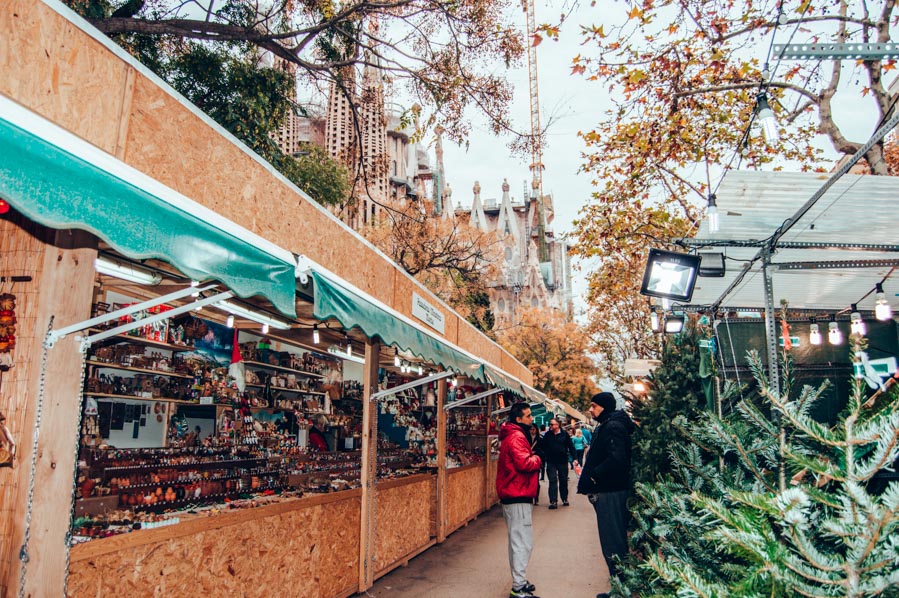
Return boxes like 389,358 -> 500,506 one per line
521,0 -> 550,266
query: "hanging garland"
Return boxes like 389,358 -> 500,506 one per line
0,293 -> 16,354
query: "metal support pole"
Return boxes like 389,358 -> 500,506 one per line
436,377 -> 448,543
762,261 -> 780,398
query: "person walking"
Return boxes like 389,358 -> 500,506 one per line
571,428 -> 587,468
577,392 -> 635,598
496,403 -> 542,598
539,418 -> 575,509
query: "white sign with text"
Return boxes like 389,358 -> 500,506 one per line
412,292 -> 445,334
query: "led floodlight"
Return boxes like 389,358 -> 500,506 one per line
640,249 -> 701,302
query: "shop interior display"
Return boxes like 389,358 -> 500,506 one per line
445,395 -> 489,468
376,377 -> 439,475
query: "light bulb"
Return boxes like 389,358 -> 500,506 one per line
828,319 -> 842,345
809,322 -> 822,345
394,349 -> 401,367
707,194 -> 719,233
850,305 -> 866,336
418,365 -> 424,376
633,380 -> 647,393
756,92 -> 779,143
312,325 -> 320,344
875,283 -> 892,321
650,310 -> 659,331
451,377 -> 458,388
346,339 -> 353,357
226,315 -> 235,328
190,280 -> 200,298
262,323 -> 270,334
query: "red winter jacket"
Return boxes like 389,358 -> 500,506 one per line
496,422 -> 542,504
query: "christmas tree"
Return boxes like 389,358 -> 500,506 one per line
620,340 -> 899,597
630,319 -> 708,487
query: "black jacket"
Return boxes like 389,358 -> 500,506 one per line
539,429 -> 576,465
577,409 -> 635,494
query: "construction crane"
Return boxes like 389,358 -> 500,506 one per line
521,0 -> 550,264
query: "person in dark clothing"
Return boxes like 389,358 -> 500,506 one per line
538,425 -> 547,481
539,418 -> 576,509
577,392 -> 635,598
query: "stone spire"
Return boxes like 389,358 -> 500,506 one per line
442,182 -> 455,218
496,177 -> 519,239
469,180 -> 488,231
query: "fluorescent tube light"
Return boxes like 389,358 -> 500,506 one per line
218,300 -> 291,329
95,257 -> 162,286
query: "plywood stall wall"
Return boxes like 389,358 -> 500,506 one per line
374,475 -> 433,576
68,493 -> 362,598
485,459 -> 499,507
0,215 -> 46,596
0,0 -> 535,389
445,464 -> 486,535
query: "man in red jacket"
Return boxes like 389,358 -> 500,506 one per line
496,402 -> 542,598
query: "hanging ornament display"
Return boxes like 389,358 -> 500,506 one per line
0,293 -> 17,354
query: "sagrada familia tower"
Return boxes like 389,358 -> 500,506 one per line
272,56 -> 572,326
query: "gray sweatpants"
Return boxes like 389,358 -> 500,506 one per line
501,502 -> 534,590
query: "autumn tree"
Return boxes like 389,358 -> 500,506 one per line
363,201 -> 503,333
498,308 -> 598,410
66,0 -> 524,149
561,0 -> 897,378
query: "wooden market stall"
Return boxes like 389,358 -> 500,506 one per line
0,1 -> 537,596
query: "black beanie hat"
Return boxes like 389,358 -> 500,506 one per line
591,392 -> 617,412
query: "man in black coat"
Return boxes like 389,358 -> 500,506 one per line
539,418 -> 576,509
577,392 -> 635,597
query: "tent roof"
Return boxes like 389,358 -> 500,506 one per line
685,171 -> 899,313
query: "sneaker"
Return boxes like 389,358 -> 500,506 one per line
522,581 -> 536,592
510,588 -> 539,598
562,500 -> 570,506
548,503 -> 558,510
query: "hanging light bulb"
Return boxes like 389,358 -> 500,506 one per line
312,324 -> 320,344
262,323 -> 270,334
226,315 -> 235,328
756,91 -> 779,143
828,315 -> 842,345
394,348 -> 401,367
809,318 -> 822,346
850,304 -> 866,336
650,308 -> 659,331
190,280 -> 200,298
418,365 -> 424,376
707,193 -> 719,233
451,377 -> 458,388
875,283 -> 892,321
345,334 -> 353,356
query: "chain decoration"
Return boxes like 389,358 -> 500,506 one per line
18,316 -> 52,597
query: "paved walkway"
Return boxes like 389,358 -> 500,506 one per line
359,473 -> 611,598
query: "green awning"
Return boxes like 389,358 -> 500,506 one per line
311,271 -> 485,381
0,100 -> 297,317
483,364 -> 526,396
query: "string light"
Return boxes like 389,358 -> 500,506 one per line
828,315 -> 842,345
261,323 -> 270,334
417,365 -> 424,376
394,348 -> 401,367
875,283 -> 892,321
312,324 -> 320,344
226,315 -> 235,328
809,318 -> 822,346
850,304 -> 866,336
707,193 -> 719,233
345,333 -> 352,356
756,91 -> 780,143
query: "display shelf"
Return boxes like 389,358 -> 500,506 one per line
89,331 -> 192,353
83,392 -> 230,406
86,360 -> 193,379
244,383 -> 325,396
99,457 -> 266,477
243,360 -> 324,378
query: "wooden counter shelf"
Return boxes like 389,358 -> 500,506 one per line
86,360 -> 194,378
374,472 -> 434,491
83,392 -> 225,406
69,487 -> 363,562
244,383 -> 326,396
447,462 -> 486,474
242,360 -> 324,378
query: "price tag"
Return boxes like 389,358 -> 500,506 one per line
199,396 -> 213,405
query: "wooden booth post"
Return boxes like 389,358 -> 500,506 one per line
436,376 -> 448,543
358,339 -> 380,592
484,393 -> 494,512
0,218 -> 96,595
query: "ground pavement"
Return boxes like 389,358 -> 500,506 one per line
358,472 -> 611,598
